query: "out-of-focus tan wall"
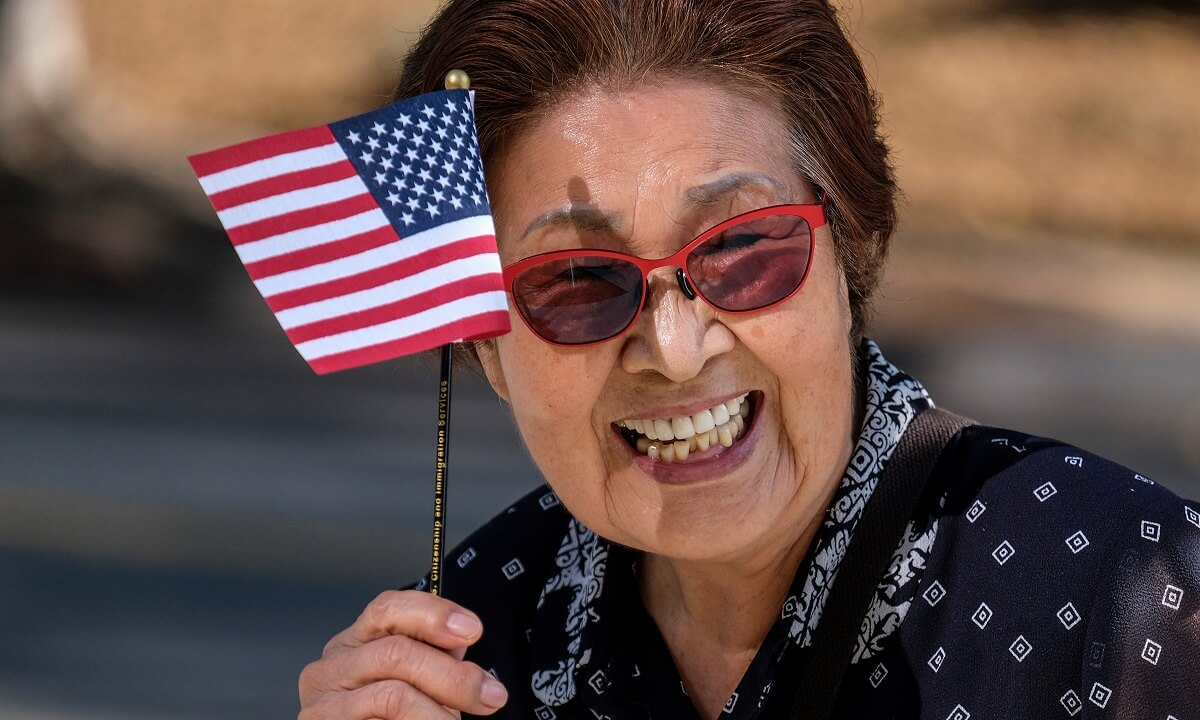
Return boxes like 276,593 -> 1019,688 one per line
2,0 -> 1197,301
860,0 -> 1200,252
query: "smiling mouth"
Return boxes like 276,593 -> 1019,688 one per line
615,392 -> 755,463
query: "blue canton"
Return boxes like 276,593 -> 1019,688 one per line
330,89 -> 490,236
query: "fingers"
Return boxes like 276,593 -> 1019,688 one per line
302,634 -> 507,714
299,679 -> 459,720
325,590 -> 483,655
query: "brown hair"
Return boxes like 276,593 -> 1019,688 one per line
395,0 -> 896,344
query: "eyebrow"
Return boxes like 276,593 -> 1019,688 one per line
520,205 -> 620,241
682,172 -> 783,209
518,172 -> 784,241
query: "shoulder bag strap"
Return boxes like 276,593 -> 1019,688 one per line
789,406 -> 976,720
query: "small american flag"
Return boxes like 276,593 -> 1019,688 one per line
188,89 -> 510,374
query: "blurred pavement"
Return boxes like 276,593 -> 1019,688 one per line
1,253 -> 1198,719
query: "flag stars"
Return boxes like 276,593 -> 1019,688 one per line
335,96 -> 486,231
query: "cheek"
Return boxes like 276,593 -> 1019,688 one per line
494,332 -> 612,458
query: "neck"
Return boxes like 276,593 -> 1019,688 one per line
637,507 -> 827,718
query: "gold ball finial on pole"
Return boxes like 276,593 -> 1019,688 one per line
444,69 -> 471,90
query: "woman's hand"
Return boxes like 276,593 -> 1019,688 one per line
298,590 -> 509,719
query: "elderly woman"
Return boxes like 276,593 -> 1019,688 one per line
297,0 -> 1200,718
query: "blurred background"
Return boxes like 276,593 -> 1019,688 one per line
0,0 -> 1197,717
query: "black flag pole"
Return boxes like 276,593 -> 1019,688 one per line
427,68 -> 473,597
430,343 -> 453,596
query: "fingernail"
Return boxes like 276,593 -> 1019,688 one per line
446,611 -> 481,638
480,676 -> 508,708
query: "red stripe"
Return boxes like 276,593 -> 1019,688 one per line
243,225 -> 401,280
227,193 -> 380,246
306,311 -> 511,375
208,160 -> 357,211
263,234 -> 500,311
188,125 -> 336,177
284,274 -> 505,343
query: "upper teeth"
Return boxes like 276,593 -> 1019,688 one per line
617,393 -> 749,441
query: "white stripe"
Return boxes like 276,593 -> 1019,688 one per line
197,143 -> 346,194
276,253 -> 503,329
296,291 -> 509,360
253,215 -> 496,297
216,176 -> 369,229
234,209 -> 390,264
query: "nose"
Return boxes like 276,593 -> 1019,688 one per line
620,267 -> 734,382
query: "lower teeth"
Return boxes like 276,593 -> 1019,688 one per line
632,414 -> 749,462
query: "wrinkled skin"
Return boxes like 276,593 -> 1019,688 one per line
298,79 -> 858,720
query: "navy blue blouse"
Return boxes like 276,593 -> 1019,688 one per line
415,344 -> 1200,719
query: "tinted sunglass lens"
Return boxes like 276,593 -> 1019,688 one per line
686,214 -> 812,311
511,257 -> 643,344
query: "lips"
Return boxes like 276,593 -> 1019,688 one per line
615,393 -> 754,463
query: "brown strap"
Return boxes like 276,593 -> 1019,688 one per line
788,407 -> 976,720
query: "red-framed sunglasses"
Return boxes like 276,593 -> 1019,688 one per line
502,203 -> 825,346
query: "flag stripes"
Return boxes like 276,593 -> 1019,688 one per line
306,310 -> 509,375
253,219 -> 497,302
284,275 -> 507,344
241,223 -> 396,279
188,91 -> 510,374
208,161 -> 359,211
217,175 -> 368,229
296,293 -> 508,362
274,251 -> 502,329
227,195 -> 383,247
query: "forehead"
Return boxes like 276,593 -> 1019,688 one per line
486,79 -> 807,254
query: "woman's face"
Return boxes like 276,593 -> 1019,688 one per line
481,80 -> 858,564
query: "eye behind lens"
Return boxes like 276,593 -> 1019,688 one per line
512,255 -> 644,344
